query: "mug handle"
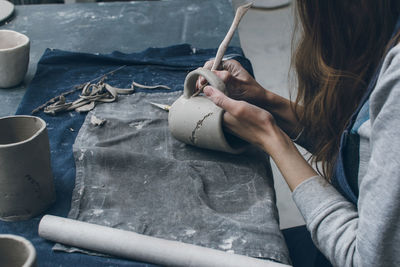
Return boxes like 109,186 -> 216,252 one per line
183,67 -> 226,98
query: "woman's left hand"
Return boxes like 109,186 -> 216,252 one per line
204,85 -> 318,191
203,85 -> 285,156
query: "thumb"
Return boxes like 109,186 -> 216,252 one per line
203,86 -> 237,112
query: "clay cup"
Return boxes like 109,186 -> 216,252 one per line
0,116 -> 55,221
0,30 -> 30,88
168,67 -> 247,154
0,234 -> 37,267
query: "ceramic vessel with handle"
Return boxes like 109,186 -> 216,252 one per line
168,67 -> 247,154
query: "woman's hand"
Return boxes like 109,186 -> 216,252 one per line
203,85 -> 284,155
196,59 -> 267,107
204,85 -> 318,191
198,59 -> 306,147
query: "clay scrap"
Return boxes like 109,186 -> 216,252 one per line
43,80 -> 171,115
90,115 -> 106,127
43,80 -> 134,115
32,65 -> 171,115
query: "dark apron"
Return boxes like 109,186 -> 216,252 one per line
332,17 -> 400,205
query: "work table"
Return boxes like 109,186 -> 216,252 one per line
0,0 -> 241,116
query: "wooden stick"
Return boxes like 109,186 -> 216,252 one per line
211,2 -> 252,71
192,2 -> 253,97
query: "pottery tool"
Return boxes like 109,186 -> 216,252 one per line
149,102 -> 171,111
192,2 -> 253,97
39,215 -> 290,267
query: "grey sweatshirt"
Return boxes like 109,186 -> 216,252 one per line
292,43 -> 400,267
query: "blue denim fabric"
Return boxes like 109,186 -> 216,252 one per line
332,17 -> 400,205
0,44 -> 253,266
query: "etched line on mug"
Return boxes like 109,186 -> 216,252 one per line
25,174 -> 42,200
189,112 -> 213,145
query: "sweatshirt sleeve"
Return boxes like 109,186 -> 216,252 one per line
291,44 -> 400,267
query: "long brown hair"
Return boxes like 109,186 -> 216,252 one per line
293,0 -> 400,179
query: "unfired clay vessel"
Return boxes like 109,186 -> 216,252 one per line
0,234 -> 37,267
0,116 -> 55,221
168,68 -> 247,154
0,30 -> 30,88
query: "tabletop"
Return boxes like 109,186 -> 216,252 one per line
0,1 -> 263,266
0,2 -> 295,266
0,0 -> 241,117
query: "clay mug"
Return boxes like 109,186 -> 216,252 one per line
0,115 -> 55,222
0,30 -> 30,88
168,67 -> 247,154
0,234 -> 37,267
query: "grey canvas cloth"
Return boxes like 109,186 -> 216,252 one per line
56,91 -> 290,264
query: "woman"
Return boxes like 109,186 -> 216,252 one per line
198,1 -> 400,266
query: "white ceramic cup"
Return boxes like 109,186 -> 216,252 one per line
0,234 -> 37,267
0,115 -> 55,222
168,67 -> 247,154
0,30 -> 30,88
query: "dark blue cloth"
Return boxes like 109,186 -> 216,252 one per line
282,225 -> 332,267
0,44 -> 253,266
332,16 -> 400,205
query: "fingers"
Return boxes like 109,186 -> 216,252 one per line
203,86 -> 238,113
196,76 -> 208,89
204,83 -> 281,153
215,70 -> 232,84
196,70 -> 233,90
220,59 -> 240,72
204,85 -> 273,123
196,60 -> 214,89
203,59 -> 240,72
204,85 -> 257,144
196,59 -> 241,89
203,60 -> 214,70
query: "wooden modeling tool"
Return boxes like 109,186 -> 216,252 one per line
150,102 -> 171,111
192,2 -> 253,97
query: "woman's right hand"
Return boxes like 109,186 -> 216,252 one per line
196,59 -> 267,107
197,59 -> 303,141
